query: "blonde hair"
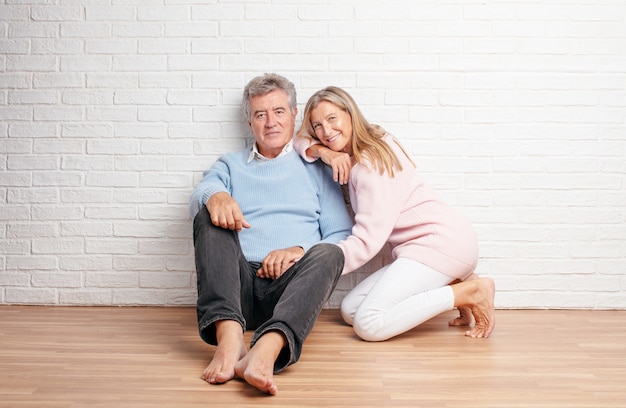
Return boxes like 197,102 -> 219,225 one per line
299,86 -> 414,177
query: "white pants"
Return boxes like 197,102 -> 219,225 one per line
340,258 -> 456,342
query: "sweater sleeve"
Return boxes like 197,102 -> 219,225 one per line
293,134 -> 319,163
188,156 -> 231,219
338,160 -> 411,274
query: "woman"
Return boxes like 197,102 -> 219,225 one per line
295,86 -> 495,341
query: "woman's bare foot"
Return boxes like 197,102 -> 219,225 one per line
451,277 -> 496,338
465,278 -> 496,338
234,331 -> 285,395
201,321 -> 247,384
448,273 -> 478,327
448,306 -> 474,327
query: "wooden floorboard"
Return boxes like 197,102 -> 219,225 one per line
0,306 -> 625,407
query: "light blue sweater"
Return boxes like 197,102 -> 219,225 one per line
189,148 -> 353,263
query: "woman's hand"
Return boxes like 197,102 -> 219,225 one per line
308,145 -> 352,185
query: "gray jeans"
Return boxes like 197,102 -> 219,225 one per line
193,207 -> 344,372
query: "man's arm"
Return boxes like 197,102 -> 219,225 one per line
206,192 -> 250,232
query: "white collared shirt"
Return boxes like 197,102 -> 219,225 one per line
247,140 -> 294,163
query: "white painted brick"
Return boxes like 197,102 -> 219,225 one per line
115,156 -> 165,171
32,172 -> 82,187
6,223 -> 59,239
32,272 -> 82,288
60,56 -> 111,72
139,272 -> 191,289
168,123 -> 219,139
113,289 -> 167,305
87,139 -> 139,155
7,155 -> 59,170
115,123 -> 168,138
5,288 -> 58,305
34,106 -> 84,122
85,6 -> 135,22
114,56 -> 168,72
140,140 -> 193,155
192,39 -> 243,54
87,106 -> 138,122
61,156 -> 114,171
113,189 -> 167,204
87,73 -> 139,89
7,55 -> 57,72
138,106 -> 191,122
138,205 -> 190,222
61,222 -> 113,238
192,4 -> 244,21
33,73 -> 83,89
137,6 -> 188,22
0,39 -> 30,54
138,239 -> 190,255
31,6 -> 83,22
7,188 -> 58,204
86,239 -> 137,255
63,90 -> 114,105
32,238 -> 84,255
59,290 -> 112,306
84,206 -> 137,220
0,272 -> 30,288
85,272 -> 138,288
166,90 -> 219,106
113,256 -> 165,272
0,171 -> 32,187
114,222 -> 167,238
59,256 -> 112,271
6,256 -> 58,271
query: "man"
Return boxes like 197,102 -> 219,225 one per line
189,73 -> 353,395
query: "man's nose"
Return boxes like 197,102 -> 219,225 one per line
265,112 -> 277,127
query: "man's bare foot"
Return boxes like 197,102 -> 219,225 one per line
201,321 -> 247,384
448,306 -> 474,327
234,331 -> 284,395
464,277 -> 496,338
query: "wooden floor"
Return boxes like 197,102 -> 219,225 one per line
0,306 -> 624,408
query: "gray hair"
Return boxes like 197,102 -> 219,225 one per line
242,73 -> 297,121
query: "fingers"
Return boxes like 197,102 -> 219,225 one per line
258,259 -> 293,280
207,193 -> 249,231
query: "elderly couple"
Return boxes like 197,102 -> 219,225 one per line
189,73 -> 496,395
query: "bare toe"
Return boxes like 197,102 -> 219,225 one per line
449,306 -> 474,327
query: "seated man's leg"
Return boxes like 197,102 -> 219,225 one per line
193,207 -> 253,384
236,243 -> 344,394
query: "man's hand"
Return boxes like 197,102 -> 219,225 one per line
256,246 -> 305,280
206,192 -> 251,232
307,145 -> 352,185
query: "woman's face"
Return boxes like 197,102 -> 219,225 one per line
309,101 -> 353,155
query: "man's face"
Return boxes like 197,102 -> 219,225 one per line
248,89 -> 297,158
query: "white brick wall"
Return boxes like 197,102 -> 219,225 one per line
1,1 -> 625,309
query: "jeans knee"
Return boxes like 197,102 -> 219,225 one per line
309,243 -> 344,265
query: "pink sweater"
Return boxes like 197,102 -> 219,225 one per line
295,134 -> 478,279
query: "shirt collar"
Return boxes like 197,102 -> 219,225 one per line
247,140 -> 294,163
